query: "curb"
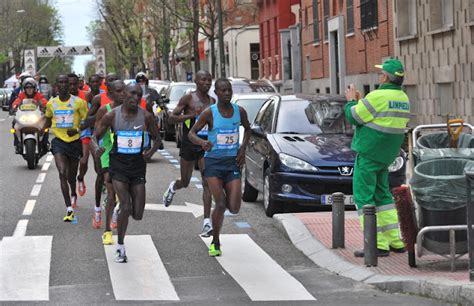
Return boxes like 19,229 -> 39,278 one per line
273,213 -> 474,305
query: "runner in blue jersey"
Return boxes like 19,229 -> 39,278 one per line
188,78 -> 251,257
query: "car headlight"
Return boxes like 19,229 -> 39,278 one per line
279,153 -> 319,172
18,114 -> 40,125
388,156 -> 405,172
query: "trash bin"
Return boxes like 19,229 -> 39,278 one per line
410,159 -> 474,254
413,132 -> 474,165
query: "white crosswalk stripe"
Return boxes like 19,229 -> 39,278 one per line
0,236 -> 52,301
202,234 -> 316,301
104,235 -> 179,301
0,234 -> 315,302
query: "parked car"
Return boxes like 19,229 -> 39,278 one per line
242,94 -> 407,217
161,82 -> 196,140
1,88 -> 13,111
231,93 -> 276,144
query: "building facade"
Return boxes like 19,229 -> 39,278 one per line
393,0 -> 474,125
300,0 -> 394,96
257,0 -> 300,85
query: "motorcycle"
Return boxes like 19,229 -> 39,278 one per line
11,99 -> 48,169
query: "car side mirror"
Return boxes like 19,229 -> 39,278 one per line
251,125 -> 264,137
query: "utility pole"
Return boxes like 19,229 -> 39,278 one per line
192,0 -> 200,73
216,0 -> 226,77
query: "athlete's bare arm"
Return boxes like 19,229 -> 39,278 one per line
188,108 -> 213,151
168,94 -> 195,124
143,112 -> 162,160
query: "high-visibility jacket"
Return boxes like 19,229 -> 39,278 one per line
344,83 -> 410,164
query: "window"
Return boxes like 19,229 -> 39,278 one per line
325,87 -> 330,93
395,0 -> 417,38
429,0 -> 454,31
260,101 -> 275,132
323,0 -> 330,40
312,0 -> 320,42
470,0 -> 474,22
437,83 -> 454,115
346,0 -> 354,34
360,0 -> 378,31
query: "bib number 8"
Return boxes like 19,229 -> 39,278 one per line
128,139 -> 133,147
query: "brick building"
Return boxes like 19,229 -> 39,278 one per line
300,0 -> 395,96
393,0 -> 474,125
257,0 -> 300,83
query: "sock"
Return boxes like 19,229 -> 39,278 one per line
212,241 -> 220,248
117,244 -> 125,255
170,181 -> 176,193
67,206 -> 74,212
203,218 -> 211,226
95,207 -> 101,212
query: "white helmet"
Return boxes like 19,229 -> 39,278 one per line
22,77 -> 37,88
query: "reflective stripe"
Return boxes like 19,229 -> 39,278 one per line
357,204 -> 395,215
362,98 -> 376,116
376,204 -> 396,213
377,223 -> 399,233
375,111 -> 411,119
351,106 -> 365,125
366,122 -> 406,134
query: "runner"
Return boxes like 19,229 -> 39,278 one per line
163,70 -> 214,236
43,75 -> 88,221
69,73 -> 92,197
94,83 -> 162,262
91,80 -> 126,243
78,74 -> 90,91
188,78 -> 251,256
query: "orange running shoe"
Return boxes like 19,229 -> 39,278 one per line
71,195 -> 77,209
78,179 -> 86,196
92,211 -> 102,229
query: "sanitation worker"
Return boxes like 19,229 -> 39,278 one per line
344,58 -> 410,257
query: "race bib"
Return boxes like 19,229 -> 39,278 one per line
54,109 -> 74,128
216,128 -> 239,149
117,131 -> 143,154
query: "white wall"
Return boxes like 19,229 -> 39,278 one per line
224,26 -> 259,79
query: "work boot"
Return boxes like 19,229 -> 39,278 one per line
390,246 -> 406,253
354,249 -> 390,257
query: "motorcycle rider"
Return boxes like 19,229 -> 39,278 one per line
11,78 -> 49,154
38,75 -> 52,100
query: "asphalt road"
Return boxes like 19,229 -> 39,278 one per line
0,110 -> 450,305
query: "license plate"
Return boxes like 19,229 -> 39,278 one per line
321,194 -> 354,205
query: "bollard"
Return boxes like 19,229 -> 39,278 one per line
363,205 -> 377,267
332,192 -> 345,249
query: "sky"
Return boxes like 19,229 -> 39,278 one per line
54,0 -> 98,75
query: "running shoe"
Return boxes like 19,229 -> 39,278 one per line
77,179 -> 86,196
163,182 -> 175,207
63,210 -> 75,222
92,211 -> 102,229
208,243 -> 222,257
71,195 -> 77,209
200,223 -> 213,238
111,206 -> 119,230
102,231 -> 113,245
114,249 -> 127,263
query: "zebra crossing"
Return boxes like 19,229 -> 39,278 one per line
0,233 -> 316,302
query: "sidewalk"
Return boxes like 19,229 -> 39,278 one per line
274,211 -> 474,305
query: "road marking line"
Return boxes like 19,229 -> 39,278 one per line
46,155 -> 53,162
0,236 -> 52,301
41,163 -> 51,171
164,155 -> 173,159
104,235 -> 179,301
195,184 -> 203,189
160,152 -> 170,155
145,202 -> 203,218
169,159 -> 179,163
22,200 -> 36,216
202,234 -> 316,301
30,184 -> 42,197
190,177 -> 200,182
174,165 -> 180,169
12,220 -> 29,237
36,173 -> 46,183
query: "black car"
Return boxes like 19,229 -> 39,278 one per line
242,94 -> 407,217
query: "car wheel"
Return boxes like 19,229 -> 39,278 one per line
241,165 -> 258,202
263,168 -> 282,217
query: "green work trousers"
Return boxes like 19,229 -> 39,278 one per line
353,154 -> 405,251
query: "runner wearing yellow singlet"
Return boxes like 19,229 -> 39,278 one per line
43,75 -> 88,222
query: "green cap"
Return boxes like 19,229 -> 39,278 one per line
375,59 -> 405,77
